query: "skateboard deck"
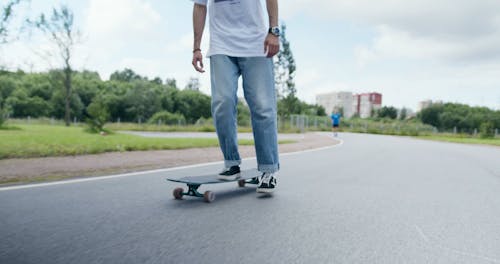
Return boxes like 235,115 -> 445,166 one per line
167,169 -> 260,202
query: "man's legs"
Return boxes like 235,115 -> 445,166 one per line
210,55 -> 241,169
239,57 -> 279,173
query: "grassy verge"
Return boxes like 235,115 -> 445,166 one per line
106,122 -> 221,132
0,124 -> 243,159
0,125 -> 22,131
0,124 -> 295,159
106,122 -> 309,133
416,135 -> 500,146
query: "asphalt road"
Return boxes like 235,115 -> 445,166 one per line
1,133 -> 499,264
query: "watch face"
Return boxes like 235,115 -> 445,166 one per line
271,27 -> 280,36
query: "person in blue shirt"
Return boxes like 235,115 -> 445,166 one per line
330,111 -> 341,137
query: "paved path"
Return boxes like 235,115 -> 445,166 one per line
1,133 -> 499,264
120,131 -> 305,140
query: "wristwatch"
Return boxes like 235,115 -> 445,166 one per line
268,26 -> 280,37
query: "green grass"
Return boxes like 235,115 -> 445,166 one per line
107,122 -> 322,134
0,125 -> 22,131
0,124 -> 257,159
416,135 -> 500,146
106,122 -> 220,132
0,124 -> 295,159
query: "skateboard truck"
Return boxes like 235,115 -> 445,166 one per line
173,184 -> 216,203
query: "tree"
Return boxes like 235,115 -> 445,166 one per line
151,77 -> 163,85
34,5 -> 80,126
479,122 -> 494,139
278,95 -> 301,117
274,24 -> 296,99
86,96 -> 109,133
418,104 -> 443,128
377,106 -> 398,119
400,107 -> 408,120
0,74 -> 17,100
110,68 -> 144,82
185,77 -> 200,91
0,0 -> 26,44
49,88 -> 84,120
0,94 -> 5,126
166,78 -> 177,89
5,88 -> 51,117
123,80 -> 162,122
175,90 -> 211,123
274,24 -> 298,117
73,70 -> 102,107
237,102 -> 251,126
160,86 -> 178,114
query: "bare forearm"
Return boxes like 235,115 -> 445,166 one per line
193,4 -> 207,50
266,0 -> 278,27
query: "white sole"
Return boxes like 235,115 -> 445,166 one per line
256,188 -> 275,193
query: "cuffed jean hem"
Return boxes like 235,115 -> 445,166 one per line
258,164 -> 280,173
224,160 -> 241,168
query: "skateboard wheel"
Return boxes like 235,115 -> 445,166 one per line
238,179 -> 246,187
203,191 -> 215,203
173,187 -> 184,200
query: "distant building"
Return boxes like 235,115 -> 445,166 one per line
417,100 -> 443,112
417,100 -> 432,112
316,91 -> 382,118
316,91 -> 354,118
354,92 -> 382,118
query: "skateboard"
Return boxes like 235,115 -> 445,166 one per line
167,169 -> 260,203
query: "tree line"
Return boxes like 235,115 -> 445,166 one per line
418,103 -> 500,135
0,69 -> 209,124
0,68 -> 326,127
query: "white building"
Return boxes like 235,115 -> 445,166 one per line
417,100 -> 432,112
316,91 -> 354,118
417,100 -> 443,112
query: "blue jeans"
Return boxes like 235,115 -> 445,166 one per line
210,55 -> 279,173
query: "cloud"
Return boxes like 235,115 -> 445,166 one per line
165,33 -> 192,53
83,0 -> 162,59
117,57 -> 163,77
282,0 -> 500,65
85,0 -> 161,39
80,0 -> 166,79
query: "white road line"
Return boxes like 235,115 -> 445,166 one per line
0,137 -> 343,192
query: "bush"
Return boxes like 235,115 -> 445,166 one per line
148,111 -> 186,125
86,97 -> 110,133
480,122 -> 495,139
195,117 -> 213,126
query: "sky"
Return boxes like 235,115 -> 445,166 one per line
1,0 -> 500,111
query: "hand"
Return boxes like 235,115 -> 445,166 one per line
192,50 -> 205,73
264,34 -> 280,58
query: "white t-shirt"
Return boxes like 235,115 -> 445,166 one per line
193,0 -> 268,57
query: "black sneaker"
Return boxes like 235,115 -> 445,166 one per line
217,165 -> 241,181
256,172 -> 276,193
